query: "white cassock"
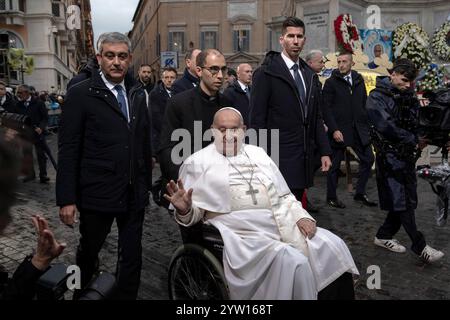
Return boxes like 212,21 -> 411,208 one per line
175,143 -> 359,300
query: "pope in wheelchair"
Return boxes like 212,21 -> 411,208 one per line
165,107 -> 359,300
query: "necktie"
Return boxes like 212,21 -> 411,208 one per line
114,85 -> 128,121
345,75 -> 352,86
292,64 -> 306,106
245,86 -> 251,100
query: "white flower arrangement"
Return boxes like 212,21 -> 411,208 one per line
416,64 -> 446,93
392,22 -> 432,70
431,21 -> 450,61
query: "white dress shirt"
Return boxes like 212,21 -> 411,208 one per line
281,52 -> 307,94
100,72 -> 130,122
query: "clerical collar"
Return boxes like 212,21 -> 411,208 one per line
199,86 -> 218,101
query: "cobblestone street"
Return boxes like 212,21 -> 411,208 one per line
1,134 -> 449,300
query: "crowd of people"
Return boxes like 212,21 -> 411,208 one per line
0,16 -> 447,300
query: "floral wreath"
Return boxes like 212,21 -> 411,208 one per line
416,63 -> 446,93
334,14 -> 363,53
431,21 -> 450,61
392,22 -> 431,70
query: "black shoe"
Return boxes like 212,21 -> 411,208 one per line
306,199 -> 319,213
354,194 -> 377,207
327,199 -> 346,209
23,175 -> 36,183
40,176 -> 50,184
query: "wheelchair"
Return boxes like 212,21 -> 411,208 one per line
168,222 -> 230,300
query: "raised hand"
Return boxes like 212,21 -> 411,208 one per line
31,215 -> 66,270
163,179 -> 193,215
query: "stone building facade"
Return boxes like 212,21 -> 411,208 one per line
0,0 -> 94,92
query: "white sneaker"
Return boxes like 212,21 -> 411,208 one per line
374,237 -> 407,253
420,245 -> 444,263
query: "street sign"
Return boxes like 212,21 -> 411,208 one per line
161,51 -> 178,69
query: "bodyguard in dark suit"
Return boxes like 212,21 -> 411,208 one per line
56,32 -> 152,299
150,67 -> 177,156
250,17 -> 331,202
171,49 -> 201,95
223,63 -> 252,126
15,85 -> 50,183
322,52 -> 376,208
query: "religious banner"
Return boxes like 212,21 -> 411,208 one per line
359,29 -> 393,68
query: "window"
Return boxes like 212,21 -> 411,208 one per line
156,34 -> 161,56
18,0 -> 24,12
54,36 -> 59,56
0,52 -> 7,78
233,29 -> 250,52
52,2 -> 60,17
168,31 -> 184,53
0,0 -> 6,10
200,31 -> 217,50
0,31 -> 24,49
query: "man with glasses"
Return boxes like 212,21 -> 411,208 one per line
56,32 -> 152,299
159,49 -> 232,240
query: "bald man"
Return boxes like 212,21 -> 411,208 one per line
166,107 -> 359,300
223,63 -> 253,126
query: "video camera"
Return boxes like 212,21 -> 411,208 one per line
418,88 -> 450,147
35,263 -> 116,300
0,111 -> 34,141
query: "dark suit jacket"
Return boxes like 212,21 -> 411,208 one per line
223,80 -> 250,126
171,68 -> 199,96
56,70 -> 152,212
322,69 -> 370,148
0,93 -> 17,113
16,97 -> 48,132
249,51 -> 331,189
149,81 -> 171,157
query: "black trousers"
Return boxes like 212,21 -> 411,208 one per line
76,206 -> 145,300
376,209 -> 426,255
318,272 -> 355,300
327,137 -> 374,200
23,141 -> 47,178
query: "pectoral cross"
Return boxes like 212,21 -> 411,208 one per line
246,185 -> 259,205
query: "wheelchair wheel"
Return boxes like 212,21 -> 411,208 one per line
168,244 -> 229,300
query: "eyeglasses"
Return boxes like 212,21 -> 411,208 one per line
102,52 -> 130,61
202,66 -> 228,76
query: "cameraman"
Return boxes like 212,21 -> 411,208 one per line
366,58 -> 444,263
0,131 -> 66,300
